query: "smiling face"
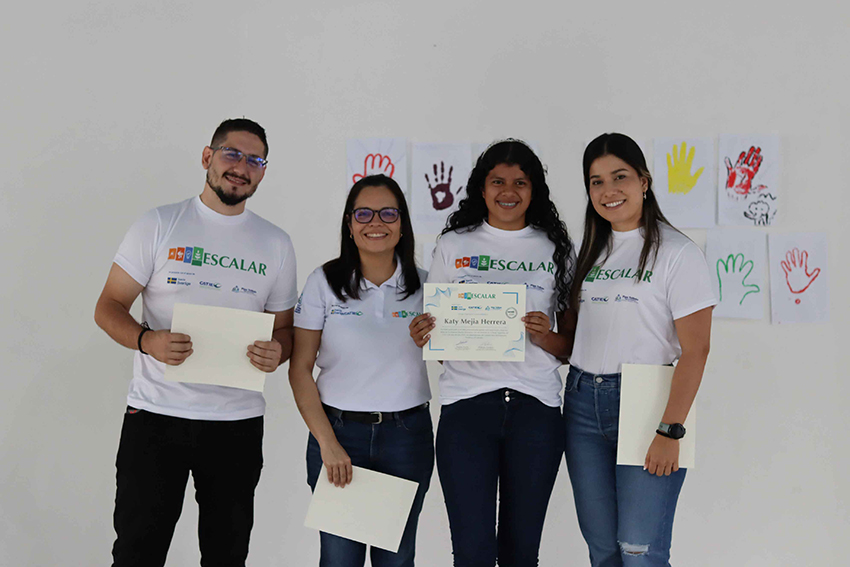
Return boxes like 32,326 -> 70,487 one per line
588,154 -> 648,232
348,184 -> 401,257
201,130 -> 267,208
482,163 -> 532,230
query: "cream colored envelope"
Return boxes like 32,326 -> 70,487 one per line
164,303 -> 274,392
305,466 -> 419,553
617,364 -> 696,469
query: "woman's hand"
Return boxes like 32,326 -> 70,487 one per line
522,311 -> 551,347
409,313 -> 435,348
320,438 -> 353,487
644,435 -> 680,476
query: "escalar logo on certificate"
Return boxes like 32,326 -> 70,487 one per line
423,283 -> 526,362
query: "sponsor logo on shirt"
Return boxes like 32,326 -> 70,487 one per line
615,294 -> 639,304
585,265 -> 652,283
457,292 -> 496,300
199,281 -> 222,290
391,310 -> 423,318
166,277 -> 191,286
231,285 -> 258,296
294,293 -> 304,314
168,245 -> 269,276
525,283 -> 545,291
590,296 -> 610,304
329,304 -> 363,317
453,255 -> 552,273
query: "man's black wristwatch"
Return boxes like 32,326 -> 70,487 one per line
656,422 -> 686,440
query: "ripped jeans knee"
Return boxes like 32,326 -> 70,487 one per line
619,541 -> 650,557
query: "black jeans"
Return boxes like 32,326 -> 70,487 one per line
436,389 -> 564,567
111,408 -> 263,567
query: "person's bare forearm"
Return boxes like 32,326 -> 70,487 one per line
94,296 -> 144,351
273,326 -> 293,365
661,351 -> 708,424
289,366 -> 337,445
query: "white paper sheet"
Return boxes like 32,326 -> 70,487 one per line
717,135 -> 780,226
617,364 -> 696,469
653,137 -> 716,228
411,143 -> 473,234
304,465 -> 419,553
768,233 -> 829,324
164,303 -> 274,392
346,138 -> 408,194
705,229 -> 767,320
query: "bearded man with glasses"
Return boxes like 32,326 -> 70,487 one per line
94,118 -> 297,567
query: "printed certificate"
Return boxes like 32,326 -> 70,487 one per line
423,283 -> 526,362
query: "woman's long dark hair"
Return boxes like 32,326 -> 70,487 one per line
323,175 -> 420,301
443,140 -> 574,312
570,133 -> 674,311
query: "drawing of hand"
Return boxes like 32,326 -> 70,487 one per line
425,161 -> 462,211
724,146 -> 767,199
352,153 -> 395,183
717,253 -> 760,306
781,248 -> 821,294
666,141 -> 704,194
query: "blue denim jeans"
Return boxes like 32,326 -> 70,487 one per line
563,366 -> 686,567
306,405 -> 435,567
436,389 -> 564,567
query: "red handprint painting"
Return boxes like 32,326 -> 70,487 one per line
412,143 -> 473,233
718,135 -> 780,227
346,138 -> 407,190
769,233 -> 829,324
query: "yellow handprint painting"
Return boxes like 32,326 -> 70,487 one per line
666,141 -> 704,194
653,137 -> 716,228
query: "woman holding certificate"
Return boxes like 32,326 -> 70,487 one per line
409,140 -> 576,567
565,133 -> 716,566
289,175 -> 433,567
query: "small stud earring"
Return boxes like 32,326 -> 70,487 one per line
643,192 -> 647,200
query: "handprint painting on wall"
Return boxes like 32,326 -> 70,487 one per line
411,143 -> 473,234
718,135 -> 780,226
769,233 -> 829,324
653,138 -> 716,228
346,138 -> 408,192
706,229 -> 766,319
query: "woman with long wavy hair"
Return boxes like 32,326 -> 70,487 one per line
565,133 -> 716,566
408,140 -> 576,567
290,175 -> 434,567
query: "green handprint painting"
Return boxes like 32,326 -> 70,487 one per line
717,253 -> 760,306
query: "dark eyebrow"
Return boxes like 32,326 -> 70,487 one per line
611,169 -> 628,174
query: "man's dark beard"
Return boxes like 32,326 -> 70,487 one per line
207,171 -> 255,206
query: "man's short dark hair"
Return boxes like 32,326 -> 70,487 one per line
210,118 -> 269,157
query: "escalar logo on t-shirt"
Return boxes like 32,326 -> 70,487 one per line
585,265 -> 653,283
454,255 -> 554,274
168,245 -> 269,276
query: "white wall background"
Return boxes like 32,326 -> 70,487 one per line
1,1 -> 848,565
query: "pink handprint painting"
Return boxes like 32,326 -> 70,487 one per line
718,135 -> 780,227
769,233 -> 829,324
346,138 -> 407,190
412,142 -> 473,234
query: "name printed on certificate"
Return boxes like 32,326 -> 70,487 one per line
423,283 -> 526,362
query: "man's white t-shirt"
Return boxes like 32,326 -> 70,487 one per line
571,224 -> 717,375
294,265 -> 431,412
113,196 -> 298,420
427,222 -> 574,408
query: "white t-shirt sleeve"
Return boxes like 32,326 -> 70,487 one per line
293,269 -> 327,330
113,208 -> 161,287
425,237 -> 451,284
666,241 -> 719,320
264,235 -> 298,312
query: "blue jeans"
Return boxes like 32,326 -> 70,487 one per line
436,389 -> 564,567
563,366 -> 686,567
306,406 -> 435,567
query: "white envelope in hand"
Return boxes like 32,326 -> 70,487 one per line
617,364 -> 696,469
304,466 -> 419,553
164,303 -> 274,392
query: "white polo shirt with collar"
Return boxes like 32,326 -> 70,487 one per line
294,264 -> 431,412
